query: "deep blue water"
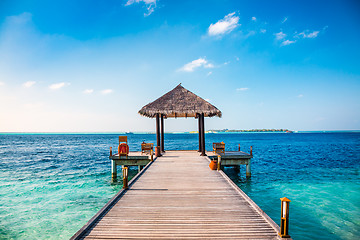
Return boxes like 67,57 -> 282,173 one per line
0,133 -> 359,239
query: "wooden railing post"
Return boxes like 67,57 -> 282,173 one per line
150,149 -> 154,161
250,146 -> 253,155
111,160 -> 117,181
110,147 -> 112,156
279,197 -> 291,238
122,166 -> 129,189
246,161 -> 251,178
217,155 -> 221,171
238,144 -> 240,151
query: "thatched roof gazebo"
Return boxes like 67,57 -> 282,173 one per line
138,84 -> 222,156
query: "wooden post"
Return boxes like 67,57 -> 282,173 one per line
238,144 -> 240,151
200,113 -> 204,154
198,113 -> 201,152
199,113 -> 203,154
246,160 -> 251,178
201,113 -> 206,156
150,149 -> 154,161
248,146 -> 253,177
279,197 -> 291,238
156,113 -> 161,157
138,165 -> 141,173
217,155 -> 221,171
122,166 -> 128,189
161,114 -> 165,152
111,160 -> 117,181
110,147 -> 112,156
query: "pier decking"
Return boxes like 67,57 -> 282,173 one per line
72,151 -> 281,239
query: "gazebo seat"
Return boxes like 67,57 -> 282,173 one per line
213,142 -> 225,154
141,142 -> 153,155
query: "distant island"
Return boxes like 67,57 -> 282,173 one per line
188,129 -> 294,133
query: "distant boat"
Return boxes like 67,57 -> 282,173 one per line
205,130 -> 216,133
286,130 -> 294,133
126,132 -> 134,134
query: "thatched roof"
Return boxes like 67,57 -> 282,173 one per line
138,84 -> 222,118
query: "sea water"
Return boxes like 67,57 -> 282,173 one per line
0,133 -> 359,239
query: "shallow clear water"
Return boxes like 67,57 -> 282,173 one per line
0,133 -> 359,239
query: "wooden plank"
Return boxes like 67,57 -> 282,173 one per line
207,152 -> 253,160
113,159 -> 150,166
110,151 -> 150,160
73,151 -> 284,240
219,159 -> 250,165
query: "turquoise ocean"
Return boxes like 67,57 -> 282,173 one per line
0,132 -> 359,239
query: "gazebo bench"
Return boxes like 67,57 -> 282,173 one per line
141,143 -> 154,155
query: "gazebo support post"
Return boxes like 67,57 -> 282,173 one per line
161,114 -> 165,152
201,113 -> 206,156
198,113 -> 201,152
199,113 -> 204,154
156,113 -> 162,157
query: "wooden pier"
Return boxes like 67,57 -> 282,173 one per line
72,151 -> 282,239
109,152 -> 152,180
208,151 -> 253,177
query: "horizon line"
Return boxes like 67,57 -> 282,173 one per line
1,130 -> 360,134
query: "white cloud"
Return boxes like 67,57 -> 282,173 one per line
125,0 -> 157,17
298,94 -> 304,98
251,16 -> 256,21
101,89 -> 113,95
236,88 -> 249,91
281,40 -> 296,46
208,12 -> 240,36
275,31 -> 286,40
296,30 -> 320,39
260,29 -> 267,33
178,58 -> 214,72
0,81 -> 4,86
49,82 -> 70,90
126,0 -> 156,4
307,31 -> 319,38
282,17 -> 288,24
22,81 -> 36,88
83,89 -> 94,94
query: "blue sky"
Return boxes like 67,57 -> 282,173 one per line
0,0 -> 359,132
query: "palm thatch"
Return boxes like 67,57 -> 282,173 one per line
138,84 -> 222,118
